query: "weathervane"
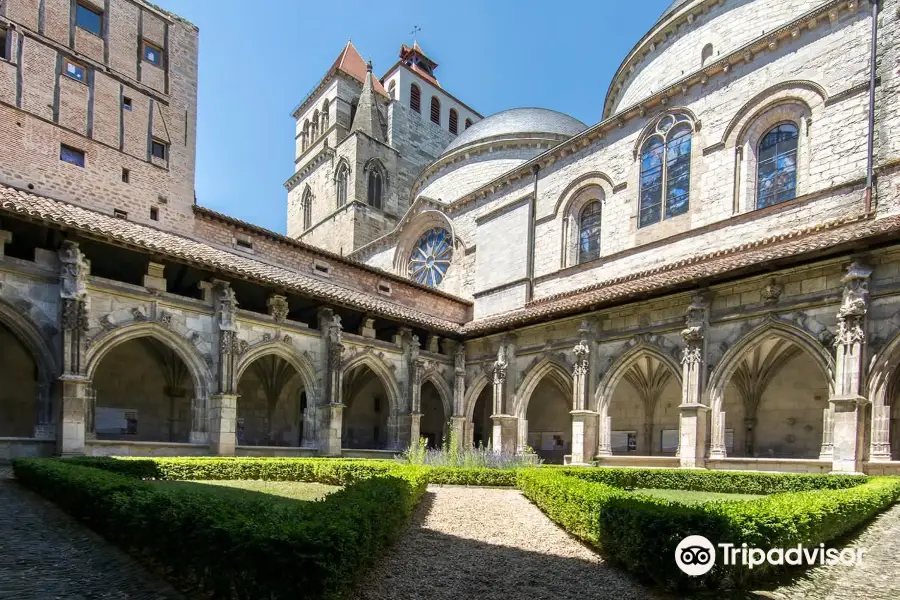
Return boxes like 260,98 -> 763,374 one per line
410,25 -> 421,44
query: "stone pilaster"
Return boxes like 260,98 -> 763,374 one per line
679,294 -> 710,468
212,280 -> 239,395
570,327 -> 597,464
869,404 -> 892,462
450,343 -> 467,442
709,410 -> 727,459
57,241 -> 90,455
829,262 -> 872,473
489,338 -> 518,452
597,414 -> 612,456
318,308 -> 345,456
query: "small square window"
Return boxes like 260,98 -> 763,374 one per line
235,237 -> 253,250
63,58 -> 87,83
142,40 -> 163,67
151,140 -> 167,160
75,4 -> 103,37
60,144 -> 85,167
121,168 -> 129,183
149,207 -> 159,221
123,96 -> 132,111
113,209 -> 128,219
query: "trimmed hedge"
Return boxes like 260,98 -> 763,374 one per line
65,456 -> 522,487
565,466 -> 867,494
13,458 -> 428,600
518,468 -> 900,591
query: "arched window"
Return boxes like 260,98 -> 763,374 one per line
639,113 -> 692,228
321,100 -> 329,131
388,80 -> 396,100
410,84 -> 421,113
430,97 -> 441,125
367,168 -> 383,209
302,187 -> 312,230
578,201 -> 602,264
449,109 -> 459,134
350,100 -> 358,126
756,123 -> 799,209
701,43 -> 713,67
302,120 -> 310,150
311,110 -> 319,139
465,118 -> 473,130
336,162 -> 349,207
408,228 -> 453,287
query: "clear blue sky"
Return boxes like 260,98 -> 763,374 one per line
156,0 -> 673,233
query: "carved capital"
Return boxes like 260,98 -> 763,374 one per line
267,294 -> 289,323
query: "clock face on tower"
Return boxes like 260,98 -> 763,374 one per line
408,228 -> 452,287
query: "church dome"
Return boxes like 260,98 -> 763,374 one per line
440,107 -> 587,157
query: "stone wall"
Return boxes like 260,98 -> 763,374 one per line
0,0 -> 198,234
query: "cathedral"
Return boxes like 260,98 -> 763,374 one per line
1,0 -> 900,475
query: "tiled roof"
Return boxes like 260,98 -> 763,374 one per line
332,41 -> 390,98
0,185 -> 464,334
463,212 -> 900,335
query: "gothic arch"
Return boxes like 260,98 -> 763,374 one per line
341,350 -> 401,413
706,319 -> 834,415
86,321 -> 212,398
594,343 -> 683,414
867,329 -> 900,408
234,342 -> 318,403
0,296 -> 58,384
422,370 -> 453,420
333,157 -> 352,182
514,357 -> 572,419
464,371 -> 491,422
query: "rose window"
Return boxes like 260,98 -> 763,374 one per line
408,228 -> 452,287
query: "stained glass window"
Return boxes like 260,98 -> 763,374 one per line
639,113 -> 693,228
408,228 -> 452,287
578,201 -> 602,264
756,123 -> 798,209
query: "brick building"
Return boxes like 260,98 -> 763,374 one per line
2,0 -> 900,475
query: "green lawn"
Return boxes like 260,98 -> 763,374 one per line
154,479 -> 341,502
632,488 -> 764,504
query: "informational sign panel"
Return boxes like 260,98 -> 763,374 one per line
94,407 -> 138,435
661,429 -> 679,453
612,430 -> 637,453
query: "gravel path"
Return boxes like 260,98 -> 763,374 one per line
353,485 -> 660,600
758,502 -> 900,600
0,466 -> 184,600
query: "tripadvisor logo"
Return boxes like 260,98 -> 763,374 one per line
675,535 -> 867,576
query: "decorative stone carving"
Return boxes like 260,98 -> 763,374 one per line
761,279 -> 783,304
267,294 -> 289,323
454,346 -> 466,375
131,307 -> 147,321
61,298 -> 89,332
100,314 -> 115,331
158,310 -> 173,329
214,281 -> 237,331
59,240 -> 88,300
573,338 -> 590,377
835,261 -> 872,347
263,333 -> 272,342
492,345 -> 508,385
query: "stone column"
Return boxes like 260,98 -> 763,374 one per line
189,393 -> 208,444
208,281 -> 240,455
209,393 -> 237,455
869,405 -> 892,462
489,340 -> 517,453
829,262 -> 872,473
318,309 -> 344,456
57,241 -> 90,456
403,333 -> 424,450
679,294 -> 710,469
570,331 -> 597,464
451,344 -> 467,442
708,387 -> 727,459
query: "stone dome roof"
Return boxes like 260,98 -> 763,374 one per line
440,108 -> 587,157
656,0 -> 693,25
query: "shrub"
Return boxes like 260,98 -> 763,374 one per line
517,468 -> 900,591
566,466 -> 866,494
13,457 -> 428,600
400,422 -> 540,469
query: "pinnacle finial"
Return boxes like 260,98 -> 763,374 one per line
366,60 -> 373,73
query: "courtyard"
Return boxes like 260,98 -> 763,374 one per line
3,458 -> 900,600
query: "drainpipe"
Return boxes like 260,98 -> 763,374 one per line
865,0 -> 879,214
527,164 -> 539,302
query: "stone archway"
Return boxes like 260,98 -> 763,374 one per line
708,322 -> 833,459
516,359 -> 573,463
86,322 -> 213,443
420,380 -> 447,448
342,362 -> 392,449
595,345 -> 683,457
470,385 -> 492,448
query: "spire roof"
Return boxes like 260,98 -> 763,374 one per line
331,41 -> 390,97
350,61 -> 386,143
399,42 -> 440,87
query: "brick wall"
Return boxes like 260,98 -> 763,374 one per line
0,0 -> 198,234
